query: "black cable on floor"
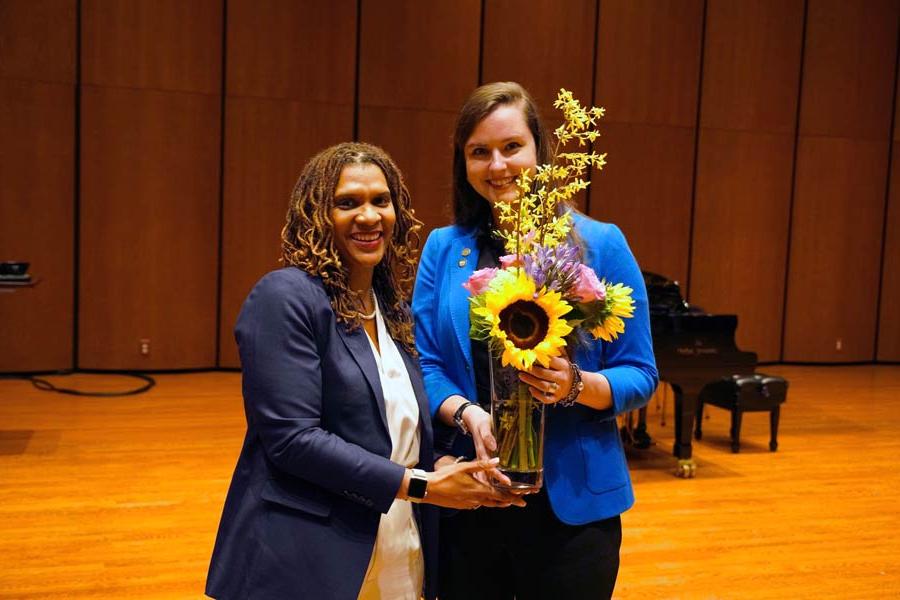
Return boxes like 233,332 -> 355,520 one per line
1,371 -> 156,397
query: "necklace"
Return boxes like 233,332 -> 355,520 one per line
359,289 -> 377,321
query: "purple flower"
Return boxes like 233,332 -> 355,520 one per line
524,242 -> 581,292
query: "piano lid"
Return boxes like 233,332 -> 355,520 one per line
642,270 -> 756,366
643,271 -> 698,315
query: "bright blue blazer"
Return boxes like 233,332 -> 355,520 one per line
207,268 -> 438,600
412,213 -> 658,525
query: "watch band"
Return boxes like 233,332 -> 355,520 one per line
453,401 -> 476,435
407,468 -> 428,502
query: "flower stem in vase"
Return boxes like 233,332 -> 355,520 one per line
518,384 -> 528,470
490,360 -> 544,491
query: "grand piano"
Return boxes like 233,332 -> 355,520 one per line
641,272 -> 757,477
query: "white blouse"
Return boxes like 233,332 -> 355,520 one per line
357,297 -> 423,600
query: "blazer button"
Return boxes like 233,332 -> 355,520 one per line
461,247 -> 471,256
458,259 -> 467,267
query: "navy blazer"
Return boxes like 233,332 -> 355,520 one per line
412,214 -> 658,525
207,268 -> 438,600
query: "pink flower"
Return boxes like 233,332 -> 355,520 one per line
463,267 -> 498,295
499,254 -> 521,268
572,264 -> 606,303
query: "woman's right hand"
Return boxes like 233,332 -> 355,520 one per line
422,458 -> 526,509
462,404 -> 516,486
462,404 -> 496,462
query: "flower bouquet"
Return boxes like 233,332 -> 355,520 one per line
464,90 -> 635,490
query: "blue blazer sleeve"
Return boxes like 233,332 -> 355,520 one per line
581,219 -> 658,416
236,270 -> 405,514
413,228 -> 470,418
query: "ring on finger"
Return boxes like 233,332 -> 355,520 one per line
549,381 -> 559,393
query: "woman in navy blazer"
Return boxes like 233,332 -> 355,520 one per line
412,83 -> 659,599
206,143 -> 521,600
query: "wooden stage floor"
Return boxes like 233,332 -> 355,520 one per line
1,365 -> 898,599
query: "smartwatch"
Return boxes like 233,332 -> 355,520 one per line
453,401 -> 476,435
407,468 -> 428,503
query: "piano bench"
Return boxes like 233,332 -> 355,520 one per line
694,374 -> 788,453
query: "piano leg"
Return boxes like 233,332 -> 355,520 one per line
769,406 -> 780,452
633,406 -> 652,449
672,385 -> 697,478
730,409 -> 743,453
694,399 -> 704,440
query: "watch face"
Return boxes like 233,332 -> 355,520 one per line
408,475 -> 427,499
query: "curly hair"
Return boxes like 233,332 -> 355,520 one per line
281,142 -> 422,353
451,82 -> 553,243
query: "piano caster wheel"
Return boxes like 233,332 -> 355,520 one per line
675,459 -> 696,478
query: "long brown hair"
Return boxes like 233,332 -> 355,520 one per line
281,142 -> 422,352
451,82 -> 553,240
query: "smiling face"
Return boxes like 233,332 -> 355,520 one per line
330,163 -> 396,290
464,102 -> 538,218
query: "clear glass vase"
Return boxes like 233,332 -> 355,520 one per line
489,352 -> 544,491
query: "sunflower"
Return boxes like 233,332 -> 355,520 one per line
473,269 -> 573,370
591,282 -> 634,342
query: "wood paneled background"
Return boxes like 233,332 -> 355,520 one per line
1,0 -> 898,371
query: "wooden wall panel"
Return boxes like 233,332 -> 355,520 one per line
591,0 -> 704,288
482,0 -> 595,213
690,0 -> 804,362
784,139 -> 889,361
81,0 -> 222,93
219,0 -> 357,367
785,0 -> 898,362
800,0 -> 898,139
226,0 -> 356,102
595,0 -> 704,128
0,0 -> 76,83
877,64 -> 900,361
879,146 -> 900,360
691,131 -> 795,361
0,1 -> 75,372
219,99 -> 353,367
0,80 -> 74,371
358,0 -> 480,237
79,0 -> 222,369
482,0 -> 595,118
79,89 -> 220,369
359,0 -> 480,112
700,0 -> 804,133
590,121 -> 695,284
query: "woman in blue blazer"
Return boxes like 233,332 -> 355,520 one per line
206,143 -> 521,600
412,83 -> 659,599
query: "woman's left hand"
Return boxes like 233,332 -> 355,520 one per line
518,356 -> 573,405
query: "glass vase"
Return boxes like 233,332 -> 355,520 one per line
489,352 -> 544,491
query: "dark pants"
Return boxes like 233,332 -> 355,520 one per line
438,488 -> 622,600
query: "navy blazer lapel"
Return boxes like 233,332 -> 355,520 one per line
336,325 -> 389,437
448,234 -> 478,372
